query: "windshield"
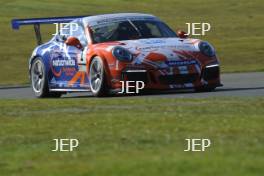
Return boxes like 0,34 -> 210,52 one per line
90,20 -> 177,43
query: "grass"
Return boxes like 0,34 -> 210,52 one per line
0,0 -> 264,85
0,97 -> 264,176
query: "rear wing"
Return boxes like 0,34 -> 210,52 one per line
11,16 -> 87,45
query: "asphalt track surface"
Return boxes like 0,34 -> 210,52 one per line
0,72 -> 263,99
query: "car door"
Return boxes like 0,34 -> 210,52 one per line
50,20 -> 89,89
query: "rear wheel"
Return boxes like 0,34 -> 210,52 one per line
31,58 -> 62,98
89,56 -> 108,97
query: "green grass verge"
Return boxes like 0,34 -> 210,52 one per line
0,97 -> 263,176
0,0 -> 264,85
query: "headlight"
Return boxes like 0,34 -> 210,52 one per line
198,41 -> 215,57
112,46 -> 133,62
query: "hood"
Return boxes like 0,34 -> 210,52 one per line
116,38 -> 202,68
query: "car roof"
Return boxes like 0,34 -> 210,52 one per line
83,13 -> 160,27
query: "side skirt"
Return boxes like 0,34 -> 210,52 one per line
50,88 -> 90,92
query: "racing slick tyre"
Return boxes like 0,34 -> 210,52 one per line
89,56 -> 108,97
30,57 -> 62,98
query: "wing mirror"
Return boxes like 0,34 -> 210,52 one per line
65,36 -> 83,50
177,30 -> 188,39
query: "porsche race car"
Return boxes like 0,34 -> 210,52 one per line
11,13 -> 221,97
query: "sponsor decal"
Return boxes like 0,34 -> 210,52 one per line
135,44 -> 193,51
165,60 -> 198,66
50,52 -> 77,77
141,39 -> 166,45
52,59 -> 75,67
62,67 -> 76,76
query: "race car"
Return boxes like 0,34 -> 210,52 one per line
11,13 -> 221,97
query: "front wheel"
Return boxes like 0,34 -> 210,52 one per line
89,56 -> 108,97
31,57 -> 62,98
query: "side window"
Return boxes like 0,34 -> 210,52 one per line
146,22 -> 162,37
60,23 -> 70,37
70,21 -> 87,47
93,23 -> 119,43
59,20 -> 87,47
133,20 -> 163,38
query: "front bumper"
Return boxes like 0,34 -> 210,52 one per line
111,64 -> 221,90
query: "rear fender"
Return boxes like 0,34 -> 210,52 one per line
29,46 -> 52,83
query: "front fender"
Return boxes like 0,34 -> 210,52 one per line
87,49 -> 114,88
